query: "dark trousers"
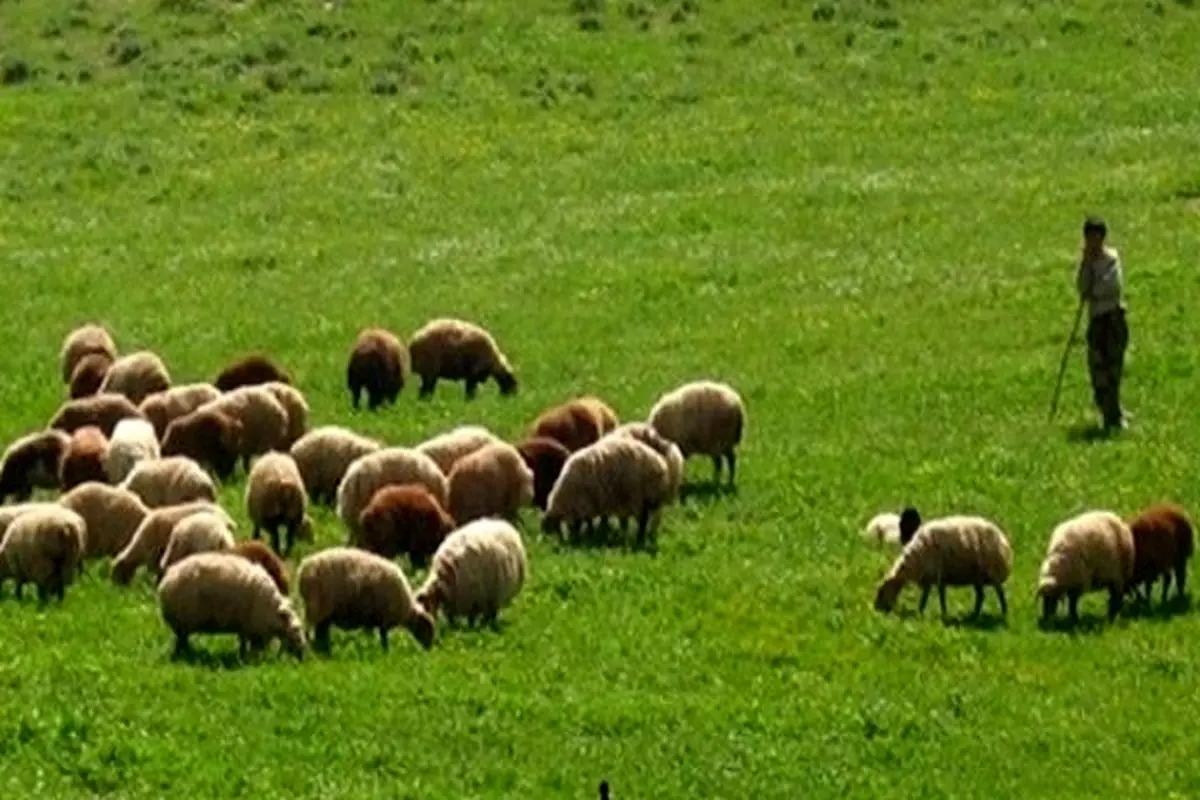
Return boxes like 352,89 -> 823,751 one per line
1086,309 -> 1128,427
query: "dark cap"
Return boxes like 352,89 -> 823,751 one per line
1083,215 -> 1107,236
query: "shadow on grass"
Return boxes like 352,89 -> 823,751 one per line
170,647 -> 252,671
1036,614 -> 1112,635
542,522 -> 659,556
1065,422 -> 1115,444
888,607 -> 1008,630
679,482 -> 737,505
1123,593 -> 1191,622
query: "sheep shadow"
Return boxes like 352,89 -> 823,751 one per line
679,482 -> 736,506
541,522 -> 659,556
887,607 -> 1007,631
169,646 -> 256,671
1036,613 -> 1112,635
1124,593 -> 1191,622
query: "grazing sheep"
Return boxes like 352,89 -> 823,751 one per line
229,540 -> 290,595
529,397 -> 616,453
119,456 -> 218,509
358,484 -> 456,567
59,426 -> 109,491
408,318 -> 518,400
111,501 -> 235,585
158,511 -> 236,575
0,503 -> 55,540
346,328 -> 407,410
161,407 -> 243,480
158,552 -> 306,659
246,452 -> 311,556
516,437 -> 571,512
58,483 -> 149,559
139,383 -> 222,439
447,442 -> 534,525
49,393 -> 146,437
103,417 -> 160,484
1038,510 -> 1135,624
261,381 -> 309,448
648,380 -> 745,489
873,508 -> 1013,617
0,430 -> 71,503
542,436 -> 671,548
1127,503 -> 1194,606
197,386 -> 289,471
298,547 -> 435,652
60,323 -> 117,384
98,351 -> 172,405
415,518 -> 527,626
69,352 -> 113,399
214,354 -> 291,392
608,422 -> 686,503
415,425 -> 500,476
0,506 -> 85,602
336,448 -> 448,540
289,426 -> 382,506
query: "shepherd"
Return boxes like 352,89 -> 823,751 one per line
1076,215 -> 1129,431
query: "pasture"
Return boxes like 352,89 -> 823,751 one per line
2,0 -> 1200,795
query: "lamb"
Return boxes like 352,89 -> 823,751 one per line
415,517 -> 527,627
60,323 -> 117,384
139,383 -> 222,439
0,506 -> 85,602
262,381 -> 309,447
229,540 -> 290,595
98,351 -> 172,405
531,397 -> 619,452
873,508 -> 1013,617
58,426 -> 109,491
194,386 -> 289,471
214,354 -> 292,392
119,456 -> 218,509
158,511 -> 236,575
542,436 -> 671,548
0,430 -> 71,502
515,437 -> 570,511
1037,510 -> 1135,624
647,380 -> 745,489
246,452 -> 311,556
58,483 -> 149,559
49,393 -> 146,437
161,407 -> 244,480
407,318 -> 518,400
69,352 -> 113,399
358,485 -> 456,567
297,547 -> 435,652
1126,503 -> 1194,607
346,328 -> 407,410
157,552 -> 306,659
415,425 -> 500,476
111,501 -> 235,585
336,447 -> 448,540
289,426 -> 382,506
862,512 -> 902,546
103,417 -> 160,484
608,422 -> 686,503
447,441 -> 534,525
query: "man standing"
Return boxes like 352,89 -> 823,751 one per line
1076,216 -> 1129,431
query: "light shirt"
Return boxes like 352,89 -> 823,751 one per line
1076,246 -> 1124,318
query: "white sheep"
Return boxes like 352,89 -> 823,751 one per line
415,517 -> 527,627
289,426 -> 382,506
58,483 -> 150,559
297,547 -> 435,652
138,383 -> 221,439
647,380 -> 745,489
98,350 -> 172,405
447,441 -> 534,525
60,323 -> 117,384
415,424 -> 500,476
119,456 -> 217,509
261,381 -> 309,448
158,511 -> 236,575
0,506 -> 86,602
408,318 -> 518,400
103,417 -> 160,484
1038,509 -> 1135,624
607,422 -> 686,503
111,501 -> 235,585
246,452 -> 311,556
862,512 -> 902,546
158,552 -> 306,659
336,447 -> 448,539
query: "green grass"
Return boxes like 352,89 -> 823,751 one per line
1,0 -> 1200,795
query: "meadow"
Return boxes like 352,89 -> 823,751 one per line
1,0 -> 1200,795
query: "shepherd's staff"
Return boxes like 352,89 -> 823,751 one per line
1048,299 -> 1085,421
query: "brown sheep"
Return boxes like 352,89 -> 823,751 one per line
0,430 -> 71,503
515,437 -> 571,511
98,351 -> 172,405
139,383 -> 222,439
531,396 -> 619,452
1127,503 -> 1195,607
408,318 -> 517,400
69,352 -> 113,399
214,354 -> 292,392
58,426 -> 109,491
229,540 -> 290,596
357,484 -> 455,568
161,409 -> 243,480
60,324 -> 117,384
346,328 -> 406,410
48,393 -> 146,437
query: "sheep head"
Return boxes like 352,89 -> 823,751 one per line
899,507 -> 921,545
873,576 -> 904,613
407,608 -> 436,650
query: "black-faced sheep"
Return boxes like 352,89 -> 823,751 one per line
69,352 -> 113,399
530,396 -> 618,453
408,318 -> 517,400
161,408 -> 243,480
415,517 -> 527,627
289,426 -> 382,506
447,442 -> 534,525
0,430 -> 71,503
648,380 -> 745,489
358,484 -> 456,568
58,426 -> 109,491
138,383 -> 222,439
214,354 -> 292,392
336,447 -> 448,540
229,540 -> 290,595
1127,503 -> 1194,606
515,437 -> 570,511
111,501 -> 235,585
246,452 -> 311,556
49,393 -> 147,437
98,351 -> 172,405
0,506 -> 85,602
103,417 -> 160,484
415,425 -> 499,477
1038,510 -> 1134,624
58,483 -> 149,560
60,323 -> 117,384
119,456 -> 218,509
346,328 -> 407,410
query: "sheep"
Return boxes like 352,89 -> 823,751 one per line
111,501 -> 235,585
246,452 -> 311,556
531,396 -> 619,452
261,381 -> 309,447
515,437 -> 570,512
408,318 -> 518,400
59,426 -> 109,491
447,441 -> 534,525
289,426 -> 382,506
158,552 -> 306,659
0,506 -> 85,602
98,351 -> 172,405
415,425 -> 500,477
358,484 -> 456,567
346,328 -> 407,410
1127,503 -> 1194,607
336,448 -> 448,540
158,511 -> 236,575
0,503 -> 57,541
542,436 -> 671,548
608,422 -> 686,503
415,517 -> 527,627
648,380 -> 745,489
69,352 -> 113,399
139,383 -> 222,439
195,386 -> 289,471
862,512 -> 902,546
49,393 -> 146,437
1037,510 -> 1135,624
119,456 -> 218,509
0,430 -> 71,503
214,354 -> 292,392
297,547 -> 435,652
60,323 -> 117,384
58,483 -> 149,559
160,407 -> 243,480
103,417 -> 160,484
229,540 -> 290,595
873,508 -> 1013,617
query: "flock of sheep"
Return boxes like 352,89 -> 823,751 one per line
0,318 -> 746,658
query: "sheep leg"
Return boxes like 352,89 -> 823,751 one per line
1161,573 -> 1172,606
242,453 -> 252,473
269,526 -> 282,556
1106,585 -> 1122,621
1176,562 -> 1188,598
284,522 -> 296,556
419,377 -> 436,400
14,580 -> 24,601
37,584 -> 50,606
1067,591 -> 1081,623
464,379 -> 479,400
172,632 -> 190,658
314,622 -> 332,653
725,450 -> 737,488
350,386 -> 361,410
636,507 -> 651,549
918,585 -> 931,613
995,585 -> 1008,616
378,627 -> 389,651
252,524 -> 261,542
972,585 -> 984,617
710,455 -> 722,485
937,583 -> 948,617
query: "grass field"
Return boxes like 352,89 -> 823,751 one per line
2,0 -> 1200,795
